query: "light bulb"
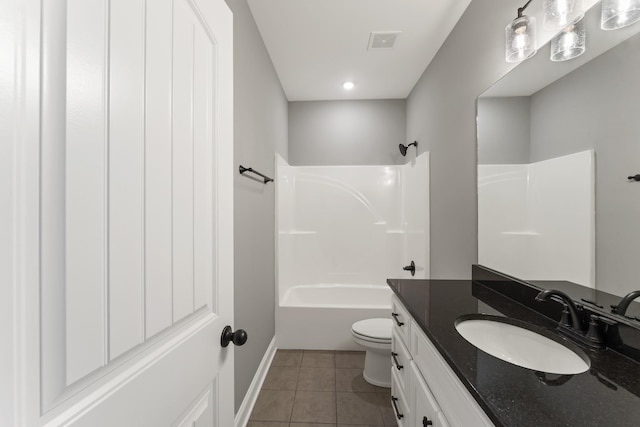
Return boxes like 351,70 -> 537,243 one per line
505,16 -> 537,62
550,19 -> 585,61
513,32 -> 530,59
562,30 -> 577,50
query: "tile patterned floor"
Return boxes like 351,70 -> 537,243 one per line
247,350 -> 398,427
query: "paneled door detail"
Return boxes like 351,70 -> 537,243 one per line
2,0 -> 234,425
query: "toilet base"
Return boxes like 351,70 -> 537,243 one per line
362,347 -> 391,388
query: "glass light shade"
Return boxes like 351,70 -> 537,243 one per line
601,0 -> 640,30
505,16 -> 537,63
544,0 -> 585,30
550,19 -> 586,61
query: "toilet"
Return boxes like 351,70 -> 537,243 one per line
351,318 -> 393,388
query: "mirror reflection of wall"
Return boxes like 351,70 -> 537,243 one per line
478,16 -> 640,302
477,97 -> 530,166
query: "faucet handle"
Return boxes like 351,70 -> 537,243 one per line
586,315 -> 616,346
559,305 -> 573,329
553,298 -> 582,329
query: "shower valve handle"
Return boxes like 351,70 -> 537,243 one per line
403,260 -> 416,276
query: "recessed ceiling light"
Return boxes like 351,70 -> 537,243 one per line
342,81 -> 355,90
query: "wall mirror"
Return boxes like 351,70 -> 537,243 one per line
477,2 -> 640,322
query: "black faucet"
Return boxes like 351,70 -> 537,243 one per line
611,290 -> 640,316
536,288 -> 608,349
535,289 -> 584,332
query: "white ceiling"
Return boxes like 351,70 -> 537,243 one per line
247,0 -> 473,101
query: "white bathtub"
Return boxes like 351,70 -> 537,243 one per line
277,284 -> 393,350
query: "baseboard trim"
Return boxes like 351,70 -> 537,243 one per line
234,336 -> 277,427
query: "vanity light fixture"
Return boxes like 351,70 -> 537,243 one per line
543,0 -> 585,30
505,0 -> 537,62
601,0 -> 640,30
550,18 -> 586,61
342,81 -> 355,90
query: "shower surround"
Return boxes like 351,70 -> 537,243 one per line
478,150 -> 595,287
275,154 -> 429,350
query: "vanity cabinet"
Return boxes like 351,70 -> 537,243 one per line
391,295 -> 494,427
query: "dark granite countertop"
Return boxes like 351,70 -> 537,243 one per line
387,278 -> 640,427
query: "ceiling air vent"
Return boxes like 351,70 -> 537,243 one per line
368,31 -> 401,50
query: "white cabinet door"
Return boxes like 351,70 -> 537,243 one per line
410,362 -> 448,427
392,369 -> 411,427
1,0 -> 235,425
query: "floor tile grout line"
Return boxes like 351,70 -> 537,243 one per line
334,358 -> 338,425
288,351 -> 302,423
289,386 -> 297,423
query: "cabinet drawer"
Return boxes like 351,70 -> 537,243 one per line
410,361 -> 449,427
391,369 -> 410,427
391,295 -> 411,347
411,322 -> 494,427
391,329 -> 412,393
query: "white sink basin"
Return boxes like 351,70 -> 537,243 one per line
455,314 -> 590,375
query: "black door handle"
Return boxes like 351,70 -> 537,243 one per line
403,260 -> 415,276
221,326 -> 248,347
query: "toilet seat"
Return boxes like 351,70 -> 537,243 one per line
352,333 -> 391,345
351,318 -> 392,343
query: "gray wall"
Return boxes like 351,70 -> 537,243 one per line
289,99 -> 407,165
406,0 -> 518,279
529,35 -> 640,297
224,0 -> 288,413
477,97 -> 531,165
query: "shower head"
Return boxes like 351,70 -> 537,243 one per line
399,141 -> 418,156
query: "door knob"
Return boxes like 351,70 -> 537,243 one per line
221,326 -> 248,347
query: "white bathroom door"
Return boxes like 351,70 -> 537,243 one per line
1,0 -> 235,426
